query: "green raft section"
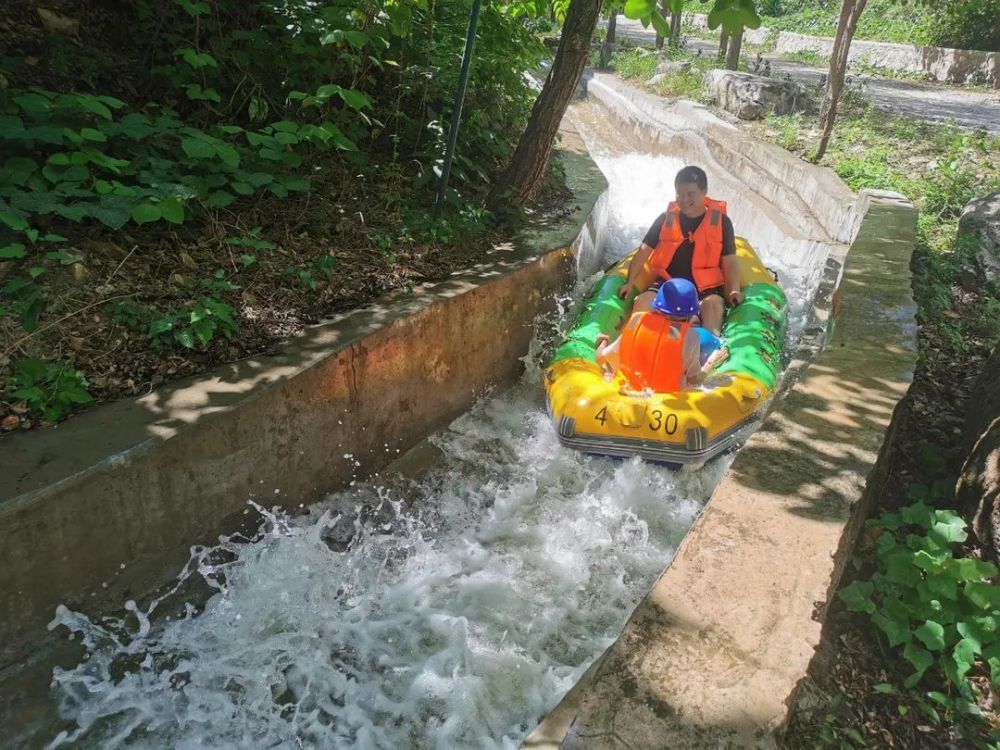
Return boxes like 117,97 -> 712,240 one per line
547,276 -> 788,391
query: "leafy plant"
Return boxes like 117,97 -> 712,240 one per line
840,491 -> 1000,709
8,358 -> 94,421
113,296 -> 238,349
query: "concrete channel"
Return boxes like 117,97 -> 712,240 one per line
525,73 -> 916,747
0,72 -> 916,748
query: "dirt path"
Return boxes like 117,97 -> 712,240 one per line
613,17 -> 1000,134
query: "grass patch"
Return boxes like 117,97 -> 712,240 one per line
750,93 -> 1000,361
608,48 -> 660,80
779,49 -> 827,65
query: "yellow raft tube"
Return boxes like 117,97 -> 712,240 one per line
544,238 -> 787,465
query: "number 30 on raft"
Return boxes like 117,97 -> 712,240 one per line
594,406 -> 678,434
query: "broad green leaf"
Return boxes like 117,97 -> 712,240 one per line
159,197 -> 184,224
1,211 -> 28,231
80,127 -> 107,142
873,683 -> 895,694
0,243 -> 26,259
873,612 -> 911,647
319,29 -> 370,48
131,202 -> 162,224
181,137 -> 216,159
965,581 -> 1000,610
650,10 -> 670,38
14,92 -> 52,114
97,95 -> 126,109
914,620 -> 945,651
901,501 -> 934,529
214,143 -> 240,168
930,510 -> 967,545
148,318 -> 174,337
838,581 -> 875,614
182,49 -> 218,68
623,0 -> 657,19
953,557 -> 998,581
77,96 -> 113,120
926,572 -> 958,601
903,642 -> 933,686
0,115 -> 26,138
203,190 -> 234,208
175,329 -> 196,349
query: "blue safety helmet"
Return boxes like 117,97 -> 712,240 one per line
652,278 -> 700,317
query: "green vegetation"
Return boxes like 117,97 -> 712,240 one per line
753,76 -> 1000,750
608,47 -> 716,101
759,0 -> 1000,52
757,94 -> 1000,358
1,0 -> 557,427
608,48 -> 661,80
840,487 -> 1000,721
9,358 -> 93,422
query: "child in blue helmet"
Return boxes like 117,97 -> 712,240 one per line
597,278 -> 728,390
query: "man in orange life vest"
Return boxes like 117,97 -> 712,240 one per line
617,165 -> 743,335
596,279 -> 728,392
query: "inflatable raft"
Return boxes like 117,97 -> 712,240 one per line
544,238 -> 786,465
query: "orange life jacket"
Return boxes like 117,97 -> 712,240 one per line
618,312 -> 691,392
647,198 -> 727,292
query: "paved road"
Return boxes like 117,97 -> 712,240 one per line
613,17 -> 1000,134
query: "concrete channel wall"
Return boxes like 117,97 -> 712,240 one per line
525,73 -> 917,747
0,143 -> 607,673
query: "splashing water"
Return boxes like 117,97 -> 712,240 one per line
45,111 -> 827,749
47,373 -> 723,748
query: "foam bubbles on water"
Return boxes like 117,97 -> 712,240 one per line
47,371 -> 721,749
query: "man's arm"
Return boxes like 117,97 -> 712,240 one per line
619,213 -> 665,299
721,217 -> 743,305
722,254 -> 743,305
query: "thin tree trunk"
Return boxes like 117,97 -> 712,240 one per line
725,27 -> 743,70
717,28 -> 729,63
655,0 -> 666,49
669,8 -> 682,48
600,8 -> 617,69
488,0 -> 602,208
814,0 -> 868,161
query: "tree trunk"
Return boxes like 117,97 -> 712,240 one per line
725,27 -> 743,70
600,8 -> 617,69
655,0 -> 666,49
717,28 -> 729,63
814,0 -> 868,161
669,8 -> 682,47
488,0 -> 602,208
